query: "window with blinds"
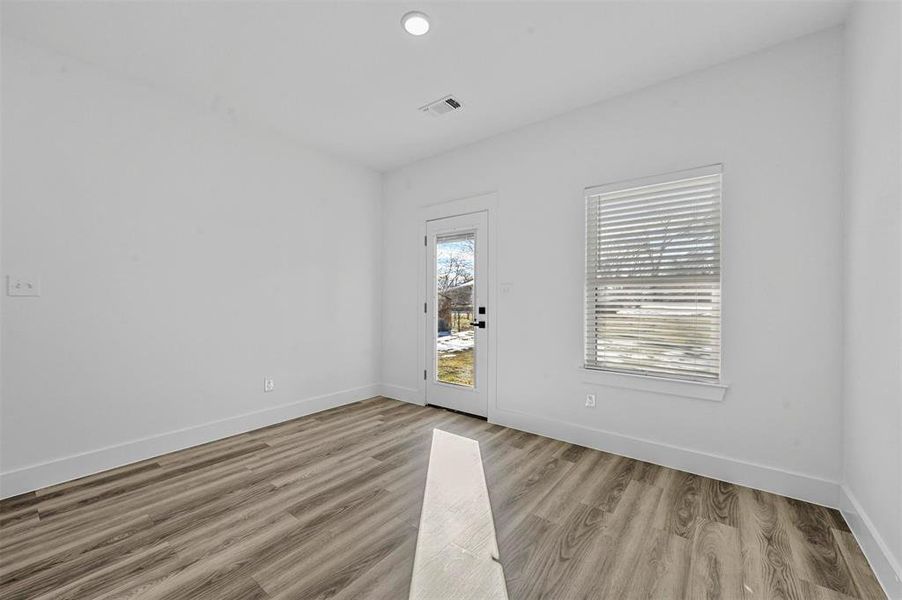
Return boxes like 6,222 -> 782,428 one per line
585,165 -> 722,382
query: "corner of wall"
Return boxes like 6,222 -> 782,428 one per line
379,383 -> 425,406
840,485 -> 902,598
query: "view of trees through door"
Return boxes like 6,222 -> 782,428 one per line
435,233 -> 475,387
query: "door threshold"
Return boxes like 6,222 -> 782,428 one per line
425,404 -> 488,421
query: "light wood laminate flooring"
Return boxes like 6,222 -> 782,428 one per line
0,398 -> 885,599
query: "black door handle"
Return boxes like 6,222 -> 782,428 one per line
470,321 -> 486,329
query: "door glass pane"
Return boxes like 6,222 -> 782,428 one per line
436,233 -> 475,387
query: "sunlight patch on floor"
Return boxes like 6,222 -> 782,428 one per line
409,429 -> 508,600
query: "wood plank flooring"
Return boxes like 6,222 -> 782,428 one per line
0,397 -> 885,599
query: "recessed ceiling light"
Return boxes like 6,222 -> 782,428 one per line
402,11 -> 430,36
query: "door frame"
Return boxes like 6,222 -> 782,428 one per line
417,192 -> 498,420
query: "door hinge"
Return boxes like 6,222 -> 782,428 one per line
424,235 -> 427,246
424,302 -> 427,313
424,369 -> 427,380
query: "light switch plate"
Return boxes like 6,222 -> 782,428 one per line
264,378 -> 275,392
7,275 -> 40,297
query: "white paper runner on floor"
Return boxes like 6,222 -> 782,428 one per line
408,429 -> 508,600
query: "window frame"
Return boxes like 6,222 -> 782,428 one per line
583,164 -> 726,392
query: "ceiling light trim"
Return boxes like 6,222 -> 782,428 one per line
401,11 -> 430,36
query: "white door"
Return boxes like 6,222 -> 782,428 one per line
426,211 -> 488,417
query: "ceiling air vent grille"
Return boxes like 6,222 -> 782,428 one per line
420,95 -> 462,117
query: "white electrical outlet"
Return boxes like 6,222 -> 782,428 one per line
7,275 -> 40,297
264,378 -> 274,392
585,394 -> 596,408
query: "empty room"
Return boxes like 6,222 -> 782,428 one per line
1,1 -> 900,598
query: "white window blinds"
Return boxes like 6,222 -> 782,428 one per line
585,166 -> 722,382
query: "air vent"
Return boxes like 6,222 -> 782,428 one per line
419,95 -> 463,117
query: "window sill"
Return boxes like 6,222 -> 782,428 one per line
579,368 -> 729,402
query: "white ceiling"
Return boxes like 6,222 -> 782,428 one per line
2,1 -> 850,171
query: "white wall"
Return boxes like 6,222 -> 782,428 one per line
842,1 -> 902,594
0,38 -> 382,496
382,30 -> 845,503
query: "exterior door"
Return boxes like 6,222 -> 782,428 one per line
425,211 -> 488,417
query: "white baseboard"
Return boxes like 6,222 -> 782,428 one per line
0,384 -> 380,499
380,383 -> 424,406
373,388 -> 841,509
839,485 -> 902,599
490,406 -> 841,509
